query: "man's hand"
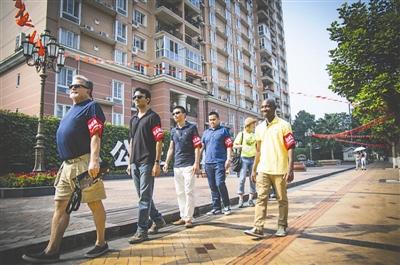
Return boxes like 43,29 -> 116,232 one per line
126,164 -> 131,175
162,163 -> 169,173
88,159 -> 100,178
192,163 -> 200,175
251,171 -> 257,183
283,169 -> 294,183
225,160 -> 231,171
152,163 -> 161,177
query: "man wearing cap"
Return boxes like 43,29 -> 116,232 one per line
22,75 -> 108,263
233,117 -> 257,208
163,106 -> 202,228
244,99 -> 295,238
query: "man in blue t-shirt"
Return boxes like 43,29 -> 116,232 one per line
22,75 -> 109,264
163,106 -> 202,228
201,111 -> 233,215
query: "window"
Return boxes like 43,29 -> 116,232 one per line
134,62 -> 146,75
112,80 -> 123,103
155,63 -> 164,75
155,37 -> 181,62
56,104 -> 72,118
133,35 -> 145,50
112,112 -> 123,126
61,0 -> 80,24
57,67 -> 75,93
116,0 -> 127,16
133,10 -> 146,25
114,49 -> 127,66
115,21 -> 127,43
185,49 -> 202,72
59,28 -> 79,49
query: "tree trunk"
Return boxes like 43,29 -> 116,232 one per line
331,148 -> 335,160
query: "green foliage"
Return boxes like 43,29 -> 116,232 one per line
327,0 -> 400,142
292,111 -> 316,147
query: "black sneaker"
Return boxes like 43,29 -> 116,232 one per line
22,251 -> 60,264
128,232 -> 148,244
148,218 -> 166,235
85,242 -> 109,258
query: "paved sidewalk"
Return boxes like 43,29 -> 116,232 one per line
0,165 -> 353,263
50,162 -> 399,265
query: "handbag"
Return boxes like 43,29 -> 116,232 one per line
232,132 -> 244,173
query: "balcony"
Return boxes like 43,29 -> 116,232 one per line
185,16 -> 201,31
257,10 -> 269,24
80,26 -> 116,45
215,10 -> 227,23
215,26 -> 227,39
185,0 -> 201,13
156,25 -> 183,40
155,1 -> 182,25
185,35 -> 200,49
216,46 -> 229,57
85,0 -> 117,16
217,64 -> 229,75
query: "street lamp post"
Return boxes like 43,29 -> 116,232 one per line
21,30 -> 65,172
305,129 -> 314,161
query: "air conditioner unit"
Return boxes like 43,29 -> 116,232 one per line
84,25 -> 94,31
132,46 -> 138,54
100,31 -> 109,38
105,96 -> 113,102
195,16 -> 203,23
132,20 -> 139,28
15,32 -> 25,51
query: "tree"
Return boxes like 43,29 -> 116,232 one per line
327,0 -> 400,147
313,113 -> 352,159
292,110 -> 316,147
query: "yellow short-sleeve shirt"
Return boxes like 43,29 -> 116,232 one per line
234,131 -> 256,158
255,117 -> 294,175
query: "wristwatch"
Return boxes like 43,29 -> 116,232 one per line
155,160 -> 160,164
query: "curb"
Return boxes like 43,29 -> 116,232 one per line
0,167 -> 354,264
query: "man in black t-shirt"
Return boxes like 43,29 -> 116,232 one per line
127,88 -> 166,244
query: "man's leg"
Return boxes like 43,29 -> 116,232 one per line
247,158 -> 256,204
205,163 -> 221,210
183,165 -> 195,221
237,158 -> 247,206
87,200 -> 106,246
173,167 -> 186,220
44,200 -> 70,254
254,173 -> 271,230
215,163 -> 230,209
272,175 -> 288,228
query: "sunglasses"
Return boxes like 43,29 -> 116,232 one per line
172,111 -> 182,116
69,84 -> 85,89
133,95 -> 145,100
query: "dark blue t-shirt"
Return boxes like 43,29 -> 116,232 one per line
56,99 -> 105,161
171,122 -> 200,167
202,125 -> 231,164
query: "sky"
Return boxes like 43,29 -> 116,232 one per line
282,0 -> 355,120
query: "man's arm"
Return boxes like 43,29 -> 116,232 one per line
163,141 -> 174,173
193,146 -> 201,175
224,146 -> 233,171
152,140 -> 163,177
88,134 -> 101,178
251,140 -> 261,182
283,148 -> 294,183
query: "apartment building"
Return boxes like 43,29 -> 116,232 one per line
0,0 -> 291,135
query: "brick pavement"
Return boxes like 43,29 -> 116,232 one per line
45,162 -> 399,265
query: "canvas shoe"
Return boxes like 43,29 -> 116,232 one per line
85,242 -> 109,258
223,206 -> 232,215
206,209 -> 222,215
148,218 -> 166,234
244,227 -> 265,238
275,225 -> 287,237
22,251 -> 60,264
128,232 -> 148,244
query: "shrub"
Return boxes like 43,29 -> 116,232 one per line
0,170 -> 57,188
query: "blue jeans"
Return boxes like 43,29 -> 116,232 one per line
237,157 -> 256,195
131,163 -> 163,233
205,163 -> 230,210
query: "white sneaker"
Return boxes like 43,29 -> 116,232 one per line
223,206 -> 231,215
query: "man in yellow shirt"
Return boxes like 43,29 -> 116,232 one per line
244,99 -> 295,238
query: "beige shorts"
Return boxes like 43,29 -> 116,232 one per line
54,154 -> 106,203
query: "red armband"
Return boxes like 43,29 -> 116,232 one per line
283,132 -> 296,150
87,117 -> 104,138
224,137 -> 233,148
192,135 -> 202,148
152,125 -> 164,141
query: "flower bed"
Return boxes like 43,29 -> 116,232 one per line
0,170 -> 58,188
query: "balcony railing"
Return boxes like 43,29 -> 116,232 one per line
156,1 -> 182,17
185,35 -> 200,49
156,25 -> 183,40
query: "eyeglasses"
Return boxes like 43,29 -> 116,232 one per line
69,84 -> 83,89
172,111 -> 182,116
133,95 -> 145,100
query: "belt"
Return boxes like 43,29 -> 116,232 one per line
65,154 -> 90,164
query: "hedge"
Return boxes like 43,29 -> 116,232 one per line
0,110 -> 171,174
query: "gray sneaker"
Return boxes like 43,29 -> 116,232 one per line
148,218 -> 166,235
244,227 -> 265,238
128,232 -> 148,244
275,225 -> 287,237
248,200 -> 255,207
238,199 -> 244,208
